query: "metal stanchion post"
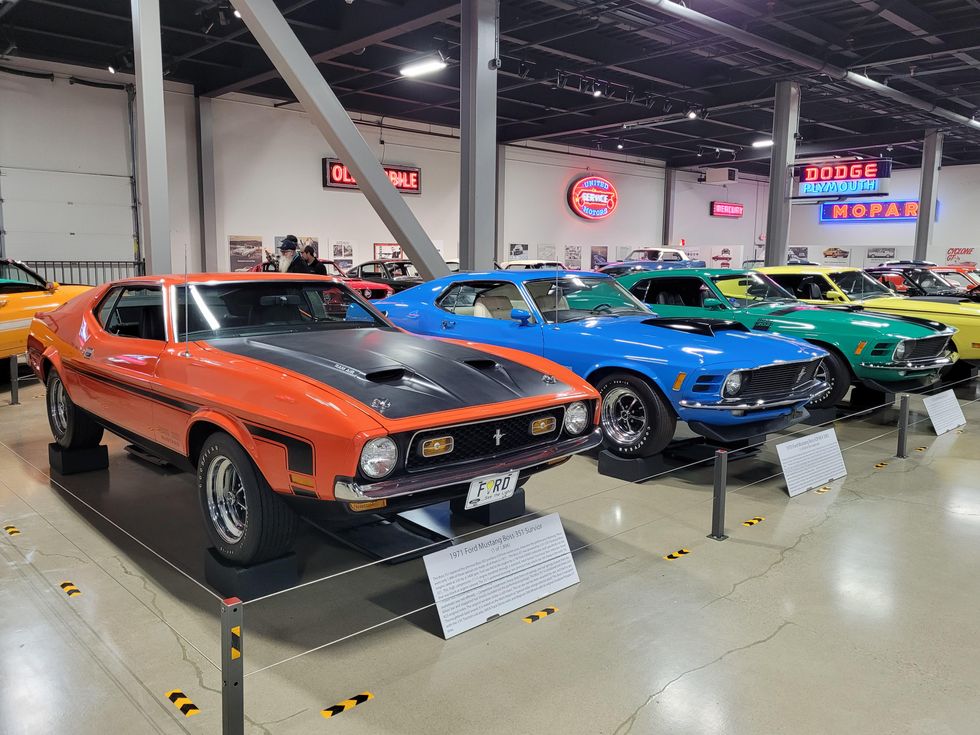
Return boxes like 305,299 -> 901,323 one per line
9,355 -> 19,406
896,393 -> 910,458
708,449 -> 729,541
221,597 -> 245,735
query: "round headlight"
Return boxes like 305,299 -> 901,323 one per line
360,437 -> 398,479
893,340 -> 909,360
563,401 -> 590,435
723,371 -> 744,397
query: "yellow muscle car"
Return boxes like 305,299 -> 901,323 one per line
759,265 -> 980,366
1,259 -> 90,381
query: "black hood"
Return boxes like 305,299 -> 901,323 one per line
208,328 -> 570,419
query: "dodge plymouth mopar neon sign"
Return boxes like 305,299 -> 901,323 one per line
322,158 -> 422,194
794,159 -> 892,198
819,200 -> 920,223
568,175 -> 618,220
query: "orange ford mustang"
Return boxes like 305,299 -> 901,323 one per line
28,273 -> 601,563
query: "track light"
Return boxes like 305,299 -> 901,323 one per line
617,142 -> 624,150
593,87 -> 602,97
400,53 -> 447,78
234,9 -> 242,18
686,107 -> 699,119
107,64 -> 116,74
752,139 -> 774,148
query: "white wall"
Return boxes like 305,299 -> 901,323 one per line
669,169 -> 769,266
500,144 -> 666,267
787,165 -> 980,266
0,60 -> 200,270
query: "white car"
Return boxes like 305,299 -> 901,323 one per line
498,259 -> 567,270
624,247 -> 688,262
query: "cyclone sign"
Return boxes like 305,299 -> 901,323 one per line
568,175 -> 618,220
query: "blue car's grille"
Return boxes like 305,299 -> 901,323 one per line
739,360 -> 821,400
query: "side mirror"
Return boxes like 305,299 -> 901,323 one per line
46,281 -> 59,292
379,310 -> 388,317
511,308 -> 533,326
703,297 -> 725,311
826,290 -> 845,302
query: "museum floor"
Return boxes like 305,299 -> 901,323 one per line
1,379 -> 978,735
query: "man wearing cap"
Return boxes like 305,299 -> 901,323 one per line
279,235 -> 310,274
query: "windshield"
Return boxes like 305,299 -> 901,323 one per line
906,270 -> 960,294
828,270 -> 893,300
941,271 -> 974,289
173,281 -> 387,341
525,276 -> 650,323
324,261 -> 347,278
711,272 -> 796,307
387,262 -> 420,279
0,261 -> 46,293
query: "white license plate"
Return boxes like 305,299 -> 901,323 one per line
464,470 -> 520,510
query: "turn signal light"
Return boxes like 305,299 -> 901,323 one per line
530,416 -> 557,435
288,473 -> 315,488
673,372 -> 687,391
349,499 -> 388,512
854,341 -> 867,355
421,436 -> 454,457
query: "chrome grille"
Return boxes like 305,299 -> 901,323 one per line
906,336 -> 949,360
739,360 -> 821,400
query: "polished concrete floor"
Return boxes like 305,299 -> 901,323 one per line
1,379 -> 978,734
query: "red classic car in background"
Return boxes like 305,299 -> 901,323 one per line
27,274 -> 600,563
249,258 -> 394,299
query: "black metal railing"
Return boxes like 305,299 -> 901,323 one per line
23,260 -> 146,286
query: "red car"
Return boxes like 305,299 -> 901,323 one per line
250,258 -> 394,300
27,273 -> 600,563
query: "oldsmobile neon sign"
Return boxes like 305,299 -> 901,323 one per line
819,200 -> 920,223
322,158 -> 422,194
568,175 -> 618,220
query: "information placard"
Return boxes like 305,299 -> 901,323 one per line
776,428 -> 847,497
423,514 -> 578,639
922,390 -> 967,435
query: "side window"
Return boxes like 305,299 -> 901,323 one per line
661,251 -> 682,261
629,280 -> 652,302
361,263 -> 382,276
101,286 -> 166,341
438,281 -> 532,321
639,277 -> 706,307
768,274 -> 830,300
96,287 -> 123,326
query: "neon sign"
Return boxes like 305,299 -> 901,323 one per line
800,179 -> 882,196
795,160 -> 891,182
322,158 -> 422,194
568,175 -> 618,220
710,201 -> 744,218
819,200 -> 920,223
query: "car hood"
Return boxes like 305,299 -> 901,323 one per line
849,295 -> 980,318
742,302 -> 951,339
557,315 -> 825,369
207,328 -> 571,419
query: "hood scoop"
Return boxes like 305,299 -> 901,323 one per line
462,358 -> 498,371
365,367 -> 408,383
642,317 -> 748,337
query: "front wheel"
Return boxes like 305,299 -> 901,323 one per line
197,432 -> 298,564
808,351 -> 850,409
46,370 -> 104,449
596,373 -> 676,458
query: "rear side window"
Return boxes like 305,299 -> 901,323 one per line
99,286 -> 166,341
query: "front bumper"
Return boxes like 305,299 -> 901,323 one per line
677,378 -> 827,412
859,354 -> 954,372
334,428 -> 602,501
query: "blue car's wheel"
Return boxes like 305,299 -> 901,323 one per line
596,373 -> 676,458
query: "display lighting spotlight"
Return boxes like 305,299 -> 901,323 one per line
616,142 -> 624,150
592,81 -> 602,97
400,52 -> 447,78
752,139 -> 774,148
686,107 -> 699,119
234,9 -> 242,18
107,64 -> 116,74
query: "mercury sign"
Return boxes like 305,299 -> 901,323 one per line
819,200 -> 920,223
794,159 -> 892,198
568,175 -> 618,220
322,158 -> 422,194
710,201 -> 744,218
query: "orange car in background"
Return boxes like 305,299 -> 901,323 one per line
931,265 -> 980,291
28,274 -> 600,563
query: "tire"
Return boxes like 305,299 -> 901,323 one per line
46,370 -> 104,449
808,350 -> 850,409
197,432 -> 298,564
595,373 -> 676,458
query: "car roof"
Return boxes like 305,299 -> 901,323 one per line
441,269 -> 603,282
104,273 -> 344,287
627,268 -> 748,278
761,265 -> 859,275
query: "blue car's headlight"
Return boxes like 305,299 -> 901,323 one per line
723,371 -> 744,397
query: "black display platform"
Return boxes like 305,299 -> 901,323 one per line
596,436 -> 765,483
849,385 -> 895,410
309,514 -> 454,564
204,548 -> 299,602
450,488 -> 526,525
48,442 -> 109,475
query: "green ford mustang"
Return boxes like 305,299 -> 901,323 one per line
616,268 -> 956,408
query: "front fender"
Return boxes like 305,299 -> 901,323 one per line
184,408 -> 258,459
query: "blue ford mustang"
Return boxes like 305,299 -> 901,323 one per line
378,271 -> 828,458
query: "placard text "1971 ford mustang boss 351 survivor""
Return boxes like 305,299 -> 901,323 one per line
27,274 -> 601,564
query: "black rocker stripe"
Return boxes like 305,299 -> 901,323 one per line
65,363 -> 199,413
245,424 -> 315,475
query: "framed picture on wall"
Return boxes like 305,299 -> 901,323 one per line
509,243 -> 529,260
564,245 -> 582,269
374,243 -> 403,259
331,239 -> 354,259
590,245 -> 608,269
538,243 -> 556,261
229,235 -> 263,272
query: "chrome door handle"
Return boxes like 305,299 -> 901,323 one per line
441,320 -> 456,330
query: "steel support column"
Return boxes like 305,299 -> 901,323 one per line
495,144 -> 507,263
662,168 -> 676,248
131,0 -> 172,274
914,129 -> 943,261
196,96 -> 219,272
459,0 -> 499,272
764,80 -> 800,266
232,0 -> 447,279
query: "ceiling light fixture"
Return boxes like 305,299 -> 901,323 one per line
617,142 -> 624,150
400,54 -> 447,78
107,64 -> 116,74
234,9 -> 242,18
752,139 -> 774,148
686,107 -> 699,119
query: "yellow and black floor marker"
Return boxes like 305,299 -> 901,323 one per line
523,607 -> 558,623
915,446 -> 927,452
742,516 -> 765,527
664,548 -> 690,560
874,461 -> 888,469
60,581 -> 80,597
230,625 -> 241,660
166,690 -> 200,717
321,692 -> 373,719
3,525 -> 20,536
815,486 -> 831,494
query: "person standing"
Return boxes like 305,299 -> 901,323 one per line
303,245 -> 327,276
279,236 -> 309,274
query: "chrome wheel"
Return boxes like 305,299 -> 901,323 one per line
205,456 -> 248,544
601,386 -> 648,446
49,376 -> 69,438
